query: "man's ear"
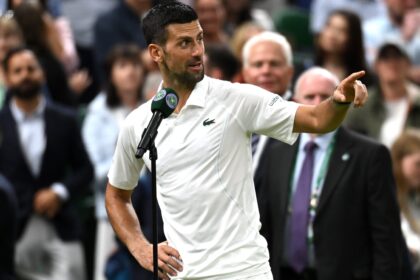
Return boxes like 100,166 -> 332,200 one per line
149,44 -> 164,63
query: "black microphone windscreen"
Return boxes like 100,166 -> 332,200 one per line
151,88 -> 179,118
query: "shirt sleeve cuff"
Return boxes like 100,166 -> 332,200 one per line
51,183 -> 69,201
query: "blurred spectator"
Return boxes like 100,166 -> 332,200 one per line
81,44 -> 144,280
252,0 -> 287,15
345,42 -> 420,148
204,44 -> 240,81
61,0 -> 116,104
258,66 -> 404,280
93,0 -> 151,82
241,31 -> 294,192
0,12 -> 23,108
223,0 -> 274,36
9,0 -> 80,74
13,2 -> 88,107
0,173 -> 18,280
229,21 -> 264,63
392,130 -> 420,278
363,0 -> 420,84
310,0 -> 387,34
194,0 -> 229,46
0,47 -> 93,280
314,9 -> 372,85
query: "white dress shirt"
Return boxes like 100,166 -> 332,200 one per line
10,98 -> 69,200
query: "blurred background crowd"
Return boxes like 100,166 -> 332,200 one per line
0,0 -> 420,279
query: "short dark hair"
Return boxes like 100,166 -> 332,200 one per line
377,43 -> 410,62
2,46 -> 35,73
142,0 -> 198,45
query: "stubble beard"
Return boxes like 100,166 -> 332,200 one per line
162,57 -> 204,91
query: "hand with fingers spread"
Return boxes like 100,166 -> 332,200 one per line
332,71 -> 368,108
134,241 -> 183,280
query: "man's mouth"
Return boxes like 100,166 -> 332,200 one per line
188,61 -> 202,71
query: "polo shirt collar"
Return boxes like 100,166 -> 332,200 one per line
157,75 -> 208,109
184,75 -> 208,108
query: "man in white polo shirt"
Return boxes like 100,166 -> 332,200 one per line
105,2 -> 368,280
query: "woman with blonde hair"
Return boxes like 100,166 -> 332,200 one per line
391,129 -> 420,277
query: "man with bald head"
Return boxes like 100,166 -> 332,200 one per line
258,67 -> 404,280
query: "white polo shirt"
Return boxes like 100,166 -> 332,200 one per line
108,76 -> 299,279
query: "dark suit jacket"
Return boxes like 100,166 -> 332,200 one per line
258,127 -> 404,280
0,174 -> 18,279
0,102 -> 94,241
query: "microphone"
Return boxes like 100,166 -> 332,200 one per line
135,88 -> 179,159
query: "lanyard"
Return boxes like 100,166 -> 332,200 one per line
288,133 -> 336,204
307,135 -> 336,243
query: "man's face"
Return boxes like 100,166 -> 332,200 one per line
375,55 -> 410,84
160,20 -> 205,89
5,50 -> 44,100
242,41 -> 293,96
294,74 -> 334,106
195,0 -> 225,36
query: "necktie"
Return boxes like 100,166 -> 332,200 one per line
288,141 -> 317,273
251,134 -> 260,157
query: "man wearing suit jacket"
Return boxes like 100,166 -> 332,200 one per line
241,31 -> 294,186
0,47 -> 94,280
258,67 -> 404,280
0,173 -> 18,280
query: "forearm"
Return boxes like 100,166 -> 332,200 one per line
105,183 -> 150,253
294,97 -> 350,134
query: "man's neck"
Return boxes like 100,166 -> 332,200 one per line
380,80 -> 407,101
162,81 -> 194,113
14,95 -> 42,114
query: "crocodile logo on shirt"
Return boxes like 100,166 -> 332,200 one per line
203,118 -> 215,126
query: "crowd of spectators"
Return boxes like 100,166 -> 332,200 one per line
0,0 -> 420,279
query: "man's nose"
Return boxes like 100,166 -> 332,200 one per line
192,41 -> 204,57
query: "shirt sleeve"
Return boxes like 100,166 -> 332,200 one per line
108,113 -> 145,190
229,83 -> 299,145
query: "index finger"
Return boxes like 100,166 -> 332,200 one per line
341,70 -> 365,85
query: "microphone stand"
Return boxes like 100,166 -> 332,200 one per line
136,131 -> 159,280
149,143 -> 159,280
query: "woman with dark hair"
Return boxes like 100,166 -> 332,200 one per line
314,9 -> 372,85
81,44 -> 144,280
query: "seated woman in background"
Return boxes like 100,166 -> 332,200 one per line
391,130 -> 420,278
314,9 -> 372,86
81,44 -> 144,280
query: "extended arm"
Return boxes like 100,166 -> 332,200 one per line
293,71 -> 368,134
105,182 -> 183,280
